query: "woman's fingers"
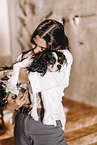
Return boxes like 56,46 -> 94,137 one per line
19,91 -> 28,106
7,93 -> 14,103
15,90 -> 23,102
20,91 -> 28,102
16,91 -> 28,106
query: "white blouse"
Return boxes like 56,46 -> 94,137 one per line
28,50 -> 73,130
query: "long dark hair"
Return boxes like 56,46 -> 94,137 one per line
30,19 -> 69,50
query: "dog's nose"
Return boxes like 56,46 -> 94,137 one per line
57,65 -> 61,70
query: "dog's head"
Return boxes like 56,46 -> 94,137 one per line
48,51 -> 67,72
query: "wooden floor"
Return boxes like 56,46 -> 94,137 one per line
0,122 -> 14,145
0,97 -> 97,145
63,98 -> 97,145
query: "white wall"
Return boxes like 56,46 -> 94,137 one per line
7,0 -> 22,62
0,0 -> 21,62
0,0 -> 11,57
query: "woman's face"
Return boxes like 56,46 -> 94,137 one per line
30,35 -> 47,54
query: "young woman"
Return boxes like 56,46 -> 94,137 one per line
1,19 -> 73,145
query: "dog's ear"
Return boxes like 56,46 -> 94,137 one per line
0,82 -> 7,107
46,52 -> 56,65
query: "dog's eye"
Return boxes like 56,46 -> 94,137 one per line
49,57 -> 56,64
58,57 -> 64,64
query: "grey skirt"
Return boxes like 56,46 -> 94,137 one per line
14,113 -> 67,145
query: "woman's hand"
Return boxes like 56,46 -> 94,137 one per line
6,90 -> 28,111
